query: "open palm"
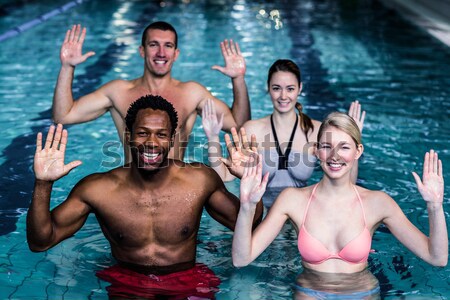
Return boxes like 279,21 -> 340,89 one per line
202,98 -> 224,139
240,153 -> 269,205
412,150 -> 444,203
34,124 -> 81,182
212,39 -> 246,78
348,100 -> 366,133
223,127 -> 258,179
60,24 -> 95,67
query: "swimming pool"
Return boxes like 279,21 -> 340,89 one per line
0,0 -> 449,298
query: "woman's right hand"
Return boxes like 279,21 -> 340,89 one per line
202,98 -> 224,139
240,153 -> 269,205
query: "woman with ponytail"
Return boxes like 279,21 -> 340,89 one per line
203,59 -> 365,208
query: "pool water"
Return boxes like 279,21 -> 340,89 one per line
0,0 -> 449,299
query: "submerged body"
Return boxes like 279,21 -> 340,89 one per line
27,96 -> 263,299
232,112 -> 447,280
70,159 -> 237,270
294,267 -> 380,299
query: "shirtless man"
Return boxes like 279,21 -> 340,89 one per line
52,21 -> 250,161
27,95 -> 262,298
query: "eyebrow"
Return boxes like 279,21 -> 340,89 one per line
273,83 -> 296,87
136,126 -> 169,131
147,40 -> 175,45
319,141 -> 351,146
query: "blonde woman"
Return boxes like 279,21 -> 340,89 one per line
233,112 -> 447,298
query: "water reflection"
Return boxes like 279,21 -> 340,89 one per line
294,267 -> 380,299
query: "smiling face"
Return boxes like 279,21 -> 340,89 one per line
316,126 -> 363,179
139,29 -> 180,77
269,71 -> 302,113
128,108 -> 173,171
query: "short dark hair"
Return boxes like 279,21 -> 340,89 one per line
125,95 -> 178,136
141,21 -> 178,48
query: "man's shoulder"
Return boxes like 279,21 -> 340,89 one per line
172,80 -> 207,94
163,79 -> 212,109
101,78 -> 146,106
175,78 -> 202,87
99,78 -> 137,95
170,159 -> 208,172
170,160 -> 220,181
75,167 -> 125,190
102,78 -> 137,88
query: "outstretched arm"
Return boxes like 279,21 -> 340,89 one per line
202,98 -> 230,180
26,124 -> 89,252
347,100 -> 366,183
385,150 -> 447,266
412,150 -> 447,265
211,39 -> 250,129
205,163 -> 264,231
232,154 -> 273,267
53,24 -> 111,124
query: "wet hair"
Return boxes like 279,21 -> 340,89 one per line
267,59 -> 314,141
125,95 -> 178,136
141,21 -> 178,48
317,112 -> 361,146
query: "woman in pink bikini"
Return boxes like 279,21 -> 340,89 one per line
232,112 -> 447,298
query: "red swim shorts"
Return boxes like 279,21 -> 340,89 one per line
96,263 -> 221,299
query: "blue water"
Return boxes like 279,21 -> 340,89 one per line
0,0 -> 449,299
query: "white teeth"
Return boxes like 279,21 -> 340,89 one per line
329,163 -> 342,168
143,153 -> 158,159
155,60 -> 166,64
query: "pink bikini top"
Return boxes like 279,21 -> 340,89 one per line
298,184 -> 372,265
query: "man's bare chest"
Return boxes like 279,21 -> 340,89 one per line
95,193 -> 205,245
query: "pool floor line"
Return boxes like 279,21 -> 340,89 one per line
0,0 -> 90,43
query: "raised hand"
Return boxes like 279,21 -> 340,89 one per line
221,127 -> 257,179
60,24 -> 95,67
348,100 -> 366,133
211,39 -> 246,79
34,124 -> 82,182
240,153 -> 269,205
412,150 -> 444,204
202,98 -> 224,139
